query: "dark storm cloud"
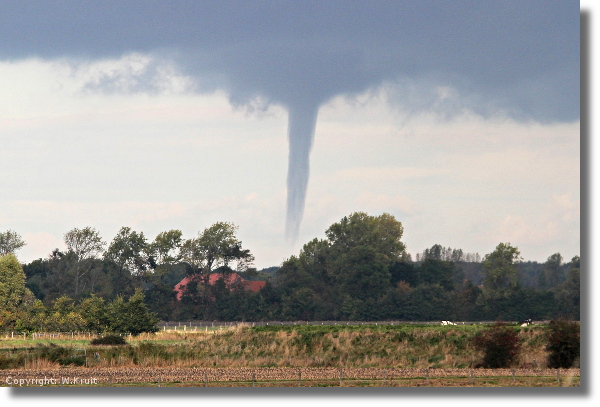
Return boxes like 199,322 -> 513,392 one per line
2,0 -> 579,120
1,0 -> 580,239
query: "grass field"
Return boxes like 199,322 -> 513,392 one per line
0,323 -> 580,387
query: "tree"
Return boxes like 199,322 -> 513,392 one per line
325,212 -> 407,265
554,256 -> 580,320
418,258 -> 457,291
546,319 -> 580,368
64,227 -> 106,297
0,254 -> 27,328
0,230 -> 26,256
404,284 -> 454,321
473,323 -> 521,368
180,222 -> 254,290
0,254 -> 27,311
45,295 -> 86,332
541,253 -> 564,289
78,295 -> 111,333
150,229 -> 183,265
105,227 -> 151,283
481,243 -> 522,301
108,290 -> 159,335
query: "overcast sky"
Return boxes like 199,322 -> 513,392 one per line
0,1 -> 580,268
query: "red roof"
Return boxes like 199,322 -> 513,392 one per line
174,272 -> 266,300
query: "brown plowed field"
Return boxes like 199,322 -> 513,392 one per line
1,367 -> 580,387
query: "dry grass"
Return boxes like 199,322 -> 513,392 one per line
0,324 -> 570,371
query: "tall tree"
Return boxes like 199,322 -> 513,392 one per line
325,212 -> 407,264
325,212 -> 406,299
150,229 -> 183,266
108,289 -> 159,335
542,253 -> 564,289
180,222 -> 254,309
481,243 -> 522,302
555,256 -> 580,320
418,258 -> 457,291
64,227 -> 106,297
105,227 -> 151,281
0,254 -> 27,317
0,230 -> 26,256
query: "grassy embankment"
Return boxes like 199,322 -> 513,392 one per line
0,323 -> 559,370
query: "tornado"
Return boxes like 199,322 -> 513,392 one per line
285,101 -> 319,243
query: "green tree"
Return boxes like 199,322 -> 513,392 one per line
481,243 -> 522,301
281,287 -> 319,320
78,295 -> 111,333
540,253 -> 564,289
327,213 -> 406,312
0,254 -> 27,315
150,229 -> 183,265
105,227 -> 151,280
180,222 -> 254,310
64,227 -> 106,297
555,256 -> 580,320
454,280 -> 483,321
325,212 -> 407,265
418,258 -> 457,291
404,284 -> 454,321
14,297 -> 47,332
122,289 -> 159,335
45,296 -> 86,332
107,290 -> 158,335
275,212 -> 407,320
0,230 -> 26,256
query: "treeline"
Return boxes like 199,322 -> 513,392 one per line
0,213 -> 580,331
0,255 -> 158,334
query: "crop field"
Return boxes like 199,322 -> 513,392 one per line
0,323 -> 580,387
0,366 -> 580,387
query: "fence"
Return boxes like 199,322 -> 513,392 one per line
3,332 -> 98,340
156,320 -> 528,331
1,321 -> 552,337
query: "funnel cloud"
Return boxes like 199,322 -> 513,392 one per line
285,101 -> 319,242
0,0 -> 580,242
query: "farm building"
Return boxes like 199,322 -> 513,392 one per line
174,272 -> 266,300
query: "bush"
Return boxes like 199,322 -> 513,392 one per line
546,319 -> 580,368
91,334 -> 128,345
36,344 -> 86,366
473,322 -> 520,368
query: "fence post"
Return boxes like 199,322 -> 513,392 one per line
557,369 -> 561,386
339,369 -> 343,387
252,373 -> 255,387
158,376 -> 161,387
426,368 -> 430,386
512,369 -> 515,384
204,372 -> 208,387
298,369 -> 301,387
470,369 -> 474,386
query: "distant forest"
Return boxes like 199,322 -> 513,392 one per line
0,213 -> 580,331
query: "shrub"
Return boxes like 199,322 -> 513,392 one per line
473,323 -> 520,368
91,334 -> 128,345
36,344 -> 86,366
546,319 -> 580,368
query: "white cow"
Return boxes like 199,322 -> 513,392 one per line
441,320 -> 456,325
520,318 -> 533,327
